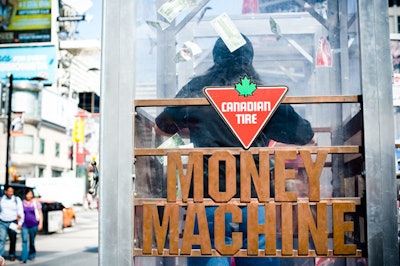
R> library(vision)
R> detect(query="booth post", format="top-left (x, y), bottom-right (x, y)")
top-left (359, 0), bottom-right (398, 264)
top-left (99, 0), bottom-right (135, 265)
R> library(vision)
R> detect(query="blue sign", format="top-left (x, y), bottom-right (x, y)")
top-left (0, 45), bottom-right (56, 84)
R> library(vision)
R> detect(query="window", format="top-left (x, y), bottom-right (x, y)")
top-left (13, 135), bottom-right (33, 154)
top-left (39, 138), bottom-right (45, 154)
top-left (51, 170), bottom-right (62, 177)
top-left (38, 167), bottom-right (44, 178)
top-left (390, 0), bottom-right (400, 7)
top-left (55, 142), bottom-right (60, 157)
top-left (398, 16), bottom-right (400, 34)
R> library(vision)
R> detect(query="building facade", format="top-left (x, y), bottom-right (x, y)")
top-left (0, 0), bottom-right (100, 202)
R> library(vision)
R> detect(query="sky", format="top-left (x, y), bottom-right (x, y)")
top-left (75, 0), bottom-right (102, 40)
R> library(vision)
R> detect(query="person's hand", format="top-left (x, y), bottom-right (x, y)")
top-left (153, 124), bottom-right (190, 138)
top-left (153, 124), bottom-right (172, 136)
top-left (38, 223), bottom-right (43, 231)
top-left (17, 224), bottom-right (22, 230)
top-left (177, 128), bottom-right (190, 138)
top-left (307, 134), bottom-right (317, 145)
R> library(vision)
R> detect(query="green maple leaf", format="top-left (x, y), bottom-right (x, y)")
top-left (235, 76), bottom-right (257, 97)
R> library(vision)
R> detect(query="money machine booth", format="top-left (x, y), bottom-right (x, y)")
top-left (100, 1), bottom-right (397, 265)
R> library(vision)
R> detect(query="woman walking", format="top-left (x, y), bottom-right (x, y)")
top-left (20, 189), bottom-right (42, 263)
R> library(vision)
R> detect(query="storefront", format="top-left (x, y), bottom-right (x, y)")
top-left (99, 1), bottom-right (398, 265)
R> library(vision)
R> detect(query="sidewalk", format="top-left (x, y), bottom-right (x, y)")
top-left (4, 207), bottom-right (98, 265)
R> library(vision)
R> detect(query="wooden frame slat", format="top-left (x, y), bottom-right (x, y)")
top-left (134, 95), bottom-right (361, 107)
top-left (134, 197), bottom-right (361, 206)
top-left (133, 248), bottom-right (363, 257)
top-left (134, 146), bottom-right (360, 156)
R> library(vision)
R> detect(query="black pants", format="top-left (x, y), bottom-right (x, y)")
top-left (7, 227), bottom-right (17, 257)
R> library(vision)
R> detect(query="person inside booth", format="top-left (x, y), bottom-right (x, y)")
top-left (154, 33), bottom-right (315, 266)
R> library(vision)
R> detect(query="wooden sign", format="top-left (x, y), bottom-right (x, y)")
top-left (140, 149), bottom-right (360, 257)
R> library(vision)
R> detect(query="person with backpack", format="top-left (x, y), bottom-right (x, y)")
top-left (155, 34), bottom-right (315, 266)
top-left (0, 185), bottom-right (24, 261)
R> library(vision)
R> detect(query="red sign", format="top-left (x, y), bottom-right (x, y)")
top-left (204, 78), bottom-right (288, 149)
top-left (316, 36), bottom-right (332, 67)
top-left (242, 0), bottom-right (259, 14)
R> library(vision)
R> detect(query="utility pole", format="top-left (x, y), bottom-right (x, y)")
top-left (5, 74), bottom-right (13, 185)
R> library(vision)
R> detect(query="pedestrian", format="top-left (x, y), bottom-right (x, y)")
top-left (0, 185), bottom-right (24, 262)
top-left (20, 189), bottom-right (42, 263)
top-left (155, 34), bottom-right (315, 266)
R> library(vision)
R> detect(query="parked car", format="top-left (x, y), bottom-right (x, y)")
top-left (0, 183), bottom-right (41, 199)
top-left (0, 183), bottom-right (76, 232)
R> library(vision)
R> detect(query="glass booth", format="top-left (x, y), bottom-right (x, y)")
top-left (100, 0), bottom-right (398, 265)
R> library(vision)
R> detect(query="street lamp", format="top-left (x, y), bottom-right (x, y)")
top-left (4, 74), bottom-right (13, 184)
top-left (4, 75), bottom-right (45, 184)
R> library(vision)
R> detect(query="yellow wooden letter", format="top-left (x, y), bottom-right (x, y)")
top-left (333, 202), bottom-right (357, 255)
top-left (297, 203), bottom-right (328, 255)
top-left (247, 203), bottom-right (277, 255)
top-left (281, 203), bottom-right (294, 255)
top-left (240, 151), bottom-right (271, 203)
top-left (208, 151), bottom-right (236, 203)
top-left (167, 152), bottom-right (203, 202)
top-left (275, 150), bottom-right (298, 202)
top-left (214, 204), bottom-right (242, 255)
top-left (300, 150), bottom-right (328, 201)
top-left (143, 204), bottom-right (179, 255)
top-left (181, 204), bottom-right (212, 255)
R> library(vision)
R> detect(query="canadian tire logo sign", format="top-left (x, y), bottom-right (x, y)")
top-left (203, 77), bottom-right (288, 149)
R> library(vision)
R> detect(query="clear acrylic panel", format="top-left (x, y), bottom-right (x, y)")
top-left (134, 1), bottom-right (365, 265)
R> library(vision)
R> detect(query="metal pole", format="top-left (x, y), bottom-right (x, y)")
top-left (359, 0), bottom-right (399, 264)
top-left (4, 74), bottom-right (13, 185)
top-left (100, 0), bottom-right (135, 265)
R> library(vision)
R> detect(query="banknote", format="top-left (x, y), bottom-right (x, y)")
top-left (210, 12), bottom-right (246, 52)
top-left (158, 0), bottom-right (191, 23)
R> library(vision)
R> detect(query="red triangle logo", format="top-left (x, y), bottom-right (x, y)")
top-left (203, 79), bottom-right (288, 149)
